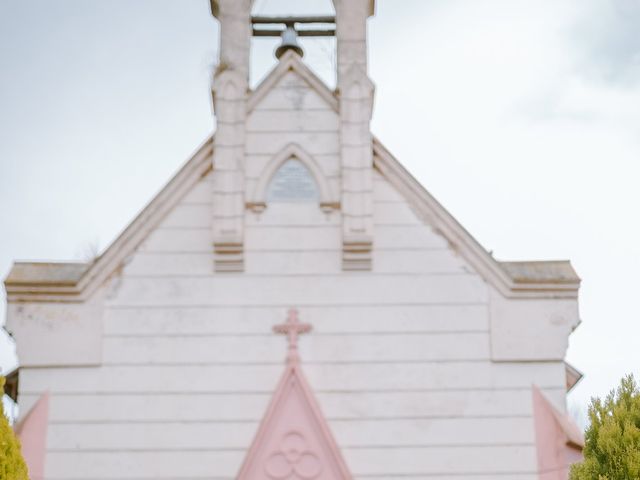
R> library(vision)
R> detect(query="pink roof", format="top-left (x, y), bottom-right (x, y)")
top-left (236, 309), bottom-right (352, 479)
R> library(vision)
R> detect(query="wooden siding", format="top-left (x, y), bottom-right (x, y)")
top-left (17, 70), bottom-right (568, 480)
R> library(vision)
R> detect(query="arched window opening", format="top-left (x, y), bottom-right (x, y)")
top-left (266, 158), bottom-right (320, 203)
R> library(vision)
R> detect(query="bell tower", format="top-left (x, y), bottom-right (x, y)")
top-left (209, 0), bottom-right (376, 271)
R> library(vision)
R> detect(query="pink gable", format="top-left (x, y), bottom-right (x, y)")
top-left (236, 309), bottom-right (352, 480)
top-left (15, 391), bottom-right (50, 480)
top-left (532, 385), bottom-right (584, 480)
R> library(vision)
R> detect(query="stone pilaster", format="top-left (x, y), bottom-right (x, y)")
top-left (210, 0), bottom-right (253, 79)
top-left (333, 0), bottom-right (376, 270)
top-left (210, 0), bottom-right (253, 272)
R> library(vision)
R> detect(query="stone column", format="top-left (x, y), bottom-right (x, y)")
top-left (210, 0), bottom-right (253, 272)
top-left (333, 0), bottom-right (376, 271)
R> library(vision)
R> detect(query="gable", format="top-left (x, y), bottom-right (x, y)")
top-left (251, 69), bottom-right (335, 112)
top-left (237, 309), bottom-right (352, 479)
top-left (237, 365), bottom-right (352, 480)
top-left (4, 53), bottom-right (579, 303)
top-left (245, 55), bottom-right (341, 218)
top-left (249, 50), bottom-right (338, 113)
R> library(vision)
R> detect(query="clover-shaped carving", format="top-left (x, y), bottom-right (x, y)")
top-left (264, 432), bottom-right (322, 479)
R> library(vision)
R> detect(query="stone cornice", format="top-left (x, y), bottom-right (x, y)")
top-left (4, 137), bottom-right (213, 303)
top-left (372, 138), bottom-right (580, 299)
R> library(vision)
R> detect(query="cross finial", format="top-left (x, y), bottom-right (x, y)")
top-left (273, 308), bottom-right (312, 363)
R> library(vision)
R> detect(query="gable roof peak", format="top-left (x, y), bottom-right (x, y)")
top-left (249, 50), bottom-right (338, 112)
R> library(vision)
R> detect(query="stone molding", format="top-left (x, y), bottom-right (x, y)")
top-left (372, 138), bottom-right (580, 299)
top-left (4, 137), bottom-right (213, 302)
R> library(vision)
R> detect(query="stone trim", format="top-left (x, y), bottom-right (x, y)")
top-left (247, 143), bottom-right (338, 214)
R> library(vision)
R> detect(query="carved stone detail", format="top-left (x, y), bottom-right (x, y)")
top-left (264, 432), bottom-right (322, 479)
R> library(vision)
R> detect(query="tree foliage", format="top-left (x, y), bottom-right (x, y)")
top-left (0, 377), bottom-right (29, 480)
top-left (570, 374), bottom-right (640, 480)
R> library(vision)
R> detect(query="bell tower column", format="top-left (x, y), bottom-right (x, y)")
top-left (333, 0), bottom-right (376, 271)
top-left (209, 0), bottom-right (253, 272)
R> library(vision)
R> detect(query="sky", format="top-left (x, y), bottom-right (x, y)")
top-left (1, 0), bottom-right (639, 424)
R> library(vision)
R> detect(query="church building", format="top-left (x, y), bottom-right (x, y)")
top-left (5, 2), bottom-right (584, 479)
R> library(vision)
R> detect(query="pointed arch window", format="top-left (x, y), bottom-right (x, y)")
top-left (248, 143), bottom-right (339, 213)
top-left (266, 158), bottom-right (319, 203)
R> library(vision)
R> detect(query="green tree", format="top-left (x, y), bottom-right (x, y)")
top-left (570, 374), bottom-right (640, 479)
top-left (0, 377), bottom-right (29, 480)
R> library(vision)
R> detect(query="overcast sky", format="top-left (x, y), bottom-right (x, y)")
top-left (1, 0), bottom-right (639, 423)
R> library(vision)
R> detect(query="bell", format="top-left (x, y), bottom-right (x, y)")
top-left (275, 25), bottom-right (304, 59)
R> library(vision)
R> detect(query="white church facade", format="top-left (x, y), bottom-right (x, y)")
top-left (5, 2), bottom-right (584, 479)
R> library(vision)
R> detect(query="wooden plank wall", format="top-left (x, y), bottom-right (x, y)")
top-left (17, 70), bottom-right (567, 480)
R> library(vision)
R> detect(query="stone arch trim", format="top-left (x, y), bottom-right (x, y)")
top-left (247, 143), bottom-right (339, 213)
